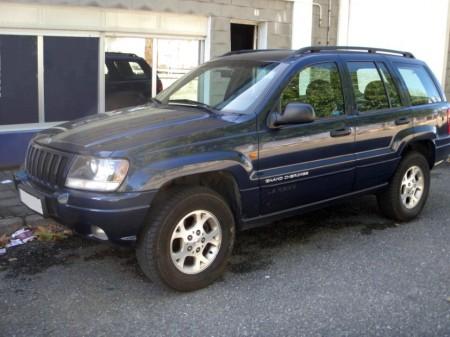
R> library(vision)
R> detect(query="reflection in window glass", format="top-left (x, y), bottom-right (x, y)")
top-left (105, 37), bottom-right (148, 58)
top-left (157, 39), bottom-right (200, 89)
top-left (397, 64), bottom-right (441, 106)
top-left (378, 63), bottom-right (401, 108)
top-left (281, 62), bottom-right (344, 118)
top-left (347, 62), bottom-right (389, 112)
top-left (170, 78), bottom-right (199, 102)
top-left (157, 61), bottom-right (286, 114)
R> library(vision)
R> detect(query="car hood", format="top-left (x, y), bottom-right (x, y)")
top-left (34, 105), bottom-right (241, 154)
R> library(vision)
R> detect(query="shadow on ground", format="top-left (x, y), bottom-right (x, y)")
top-left (230, 195), bottom-right (398, 274)
top-left (0, 194), bottom-right (398, 280)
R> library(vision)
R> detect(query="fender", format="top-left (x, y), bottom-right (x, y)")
top-left (393, 125), bottom-right (437, 156)
top-left (126, 150), bottom-right (256, 191)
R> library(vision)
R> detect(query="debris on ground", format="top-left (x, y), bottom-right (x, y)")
top-left (34, 224), bottom-right (72, 241)
top-left (0, 223), bottom-right (72, 255)
top-left (0, 179), bottom-right (13, 184)
top-left (0, 234), bottom-right (8, 247)
top-left (14, 229), bottom-right (34, 241)
top-left (10, 228), bottom-right (35, 244)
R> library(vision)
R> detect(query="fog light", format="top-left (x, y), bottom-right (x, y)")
top-left (57, 193), bottom-right (69, 204)
top-left (90, 225), bottom-right (108, 241)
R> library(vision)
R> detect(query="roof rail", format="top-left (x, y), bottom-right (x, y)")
top-left (220, 49), bottom-right (286, 57)
top-left (295, 46), bottom-right (415, 58)
top-left (105, 52), bottom-right (139, 58)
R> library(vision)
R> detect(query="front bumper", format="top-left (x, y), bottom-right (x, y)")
top-left (14, 171), bottom-right (156, 243)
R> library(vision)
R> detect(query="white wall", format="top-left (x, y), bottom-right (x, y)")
top-left (0, 3), bottom-right (209, 38)
top-left (291, 0), bottom-right (313, 49)
top-left (338, 0), bottom-right (450, 85)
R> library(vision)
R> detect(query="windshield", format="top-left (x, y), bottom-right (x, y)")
top-left (156, 60), bottom-right (287, 114)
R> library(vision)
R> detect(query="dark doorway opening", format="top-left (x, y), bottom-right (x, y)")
top-left (230, 23), bottom-right (255, 51)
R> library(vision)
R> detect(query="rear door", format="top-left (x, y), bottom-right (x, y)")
top-left (257, 58), bottom-right (356, 215)
top-left (341, 55), bottom-right (411, 190)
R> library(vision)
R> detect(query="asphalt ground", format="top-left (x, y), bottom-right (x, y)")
top-left (1, 163), bottom-right (450, 337)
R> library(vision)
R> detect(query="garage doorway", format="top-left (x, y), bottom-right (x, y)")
top-left (230, 23), bottom-right (256, 51)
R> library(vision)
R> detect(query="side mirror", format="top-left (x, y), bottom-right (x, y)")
top-left (269, 103), bottom-right (316, 128)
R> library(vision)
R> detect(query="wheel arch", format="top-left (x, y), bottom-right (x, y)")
top-left (400, 137), bottom-right (436, 169)
top-left (152, 170), bottom-right (243, 226)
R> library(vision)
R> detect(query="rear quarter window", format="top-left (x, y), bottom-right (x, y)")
top-left (113, 60), bottom-right (149, 80)
top-left (396, 64), bottom-right (441, 106)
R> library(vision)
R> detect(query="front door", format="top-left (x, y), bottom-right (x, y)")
top-left (258, 61), bottom-right (356, 215)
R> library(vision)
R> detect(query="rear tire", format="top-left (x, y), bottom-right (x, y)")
top-left (136, 186), bottom-right (235, 291)
top-left (377, 152), bottom-right (430, 222)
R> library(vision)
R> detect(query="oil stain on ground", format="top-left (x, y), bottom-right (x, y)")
top-left (360, 220), bottom-right (398, 235)
top-left (0, 238), bottom-right (142, 280)
top-left (0, 236), bottom-right (99, 279)
top-left (83, 245), bottom-right (144, 278)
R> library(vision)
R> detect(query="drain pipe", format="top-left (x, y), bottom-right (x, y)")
top-left (313, 0), bottom-right (333, 45)
top-left (312, 2), bottom-right (323, 27)
top-left (326, 0), bottom-right (332, 45)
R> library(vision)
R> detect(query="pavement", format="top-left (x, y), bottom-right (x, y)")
top-left (0, 170), bottom-right (55, 236)
top-left (1, 163), bottom-right (450, 337)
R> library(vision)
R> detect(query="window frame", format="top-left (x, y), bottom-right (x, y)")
top-left (393, 62), bottom-right (444, 107)
top-left (276, 60), bottom-right (348, 121)
top-left (375, 62), bottom-right (403, 109)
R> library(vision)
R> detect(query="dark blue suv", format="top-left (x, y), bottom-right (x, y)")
top-left (15, 46), bottom-right (450, 291)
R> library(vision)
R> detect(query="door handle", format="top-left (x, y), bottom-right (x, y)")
top-left (395, 117), bottom-right (411, 125)
top-left (330, 127), bottom-right (352, 137)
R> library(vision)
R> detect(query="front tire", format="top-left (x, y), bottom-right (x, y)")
top-left (136, 186), bottom-right (235, 291)
top-left (377, 152), bottom-right (430, 221)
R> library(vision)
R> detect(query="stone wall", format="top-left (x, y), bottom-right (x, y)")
top-left (9, 0), bottom-right (293, 58)
top-left (311, 0), bottom-right (340, 46)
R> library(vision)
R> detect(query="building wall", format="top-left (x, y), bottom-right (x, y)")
top-left (337, 0), bottom-right (450, 87)
top-left (445, 35), bottom-right (450, 99)
top-left (8, 0), bottom-right (294, 58)
top-left (311, 0), bottom-right (339, 46)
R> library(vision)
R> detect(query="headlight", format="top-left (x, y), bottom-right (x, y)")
top-left (65, 156), bottom-right (129, 192)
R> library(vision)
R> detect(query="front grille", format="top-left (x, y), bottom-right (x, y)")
top-left (25, 144), bottom-right (72, 188)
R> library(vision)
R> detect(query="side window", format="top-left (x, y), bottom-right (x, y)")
top-left (114, 60), bottom-right (148, 80)
top-left (129, 61), bottom-right (146, 78)
top-left (104, 64), bottom-right (109, 81)
top-left (378, 63), bottom-right (402, 108)
top-left (347, 62), bottom-right (389, 112)
top-left (280, 62), bottom-right (344, 119)
top-left (396, 64), bottom-right (442, 106)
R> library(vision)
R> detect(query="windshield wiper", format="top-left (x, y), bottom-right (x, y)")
top-left (150, 98), bottom-right (162, 104)
top-left (168, 99), bottom-right (216, 114)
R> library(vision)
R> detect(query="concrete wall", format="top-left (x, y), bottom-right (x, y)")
top-left (7, 0), bottom-right (293, 58)
top-left (311, 0), bottom-right (339, 46)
